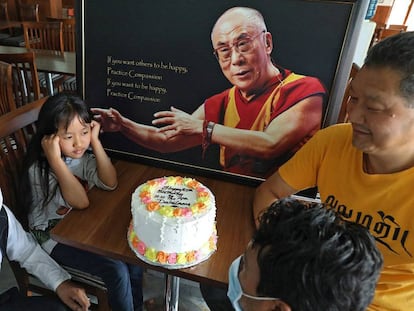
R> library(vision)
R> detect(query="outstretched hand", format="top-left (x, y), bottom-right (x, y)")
top-left (91, 107), bottom-right (123, 133)
top-left (56, 280), bottom-right (90, 311)
top-left (153, 106), bottom-right (203, 139)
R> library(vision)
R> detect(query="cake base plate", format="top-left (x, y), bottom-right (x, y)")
top-left (127, 221), bottom-right (216, 270)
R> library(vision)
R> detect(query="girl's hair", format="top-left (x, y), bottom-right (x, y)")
top-left (19, 93), bottom-right (92, 220)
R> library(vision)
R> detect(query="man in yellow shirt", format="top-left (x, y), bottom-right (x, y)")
top-left (254, 32), bottom-right (414, 310)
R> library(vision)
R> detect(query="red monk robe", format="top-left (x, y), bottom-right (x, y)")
top-left (204, 67), bottom-right (326, 178)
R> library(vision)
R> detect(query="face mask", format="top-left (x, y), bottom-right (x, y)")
top-left (227, 255), bottom-right (280, 311)
top-left (227, 256), bottom-right (244, 311)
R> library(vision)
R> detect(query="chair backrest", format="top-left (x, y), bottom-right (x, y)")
top-left (380, 28), bottom-right (404, 41)
top-left (22, 21), bottom-right (64, 55)
top-left (47, 17), bottom-right (76, 52)
top-left (16, 0), bottom-right (39, 22)
top-left (337, 62), bottom-right (360, 123)
top-left (0, 60), bottom-right (16, 115)
top-left (0, 52), bottom-right (42, 108)
top-left (0, 97), bottom-right (111, 311)
top-left (0, 98), bottom-right (45, 223)
top-left (0, 1), bottom-right (10, 22)
top-left (388, 24), bottom-right (407, 31)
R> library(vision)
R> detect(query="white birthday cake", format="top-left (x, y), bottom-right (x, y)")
top-left (128, 176), bottom-right (217, 269)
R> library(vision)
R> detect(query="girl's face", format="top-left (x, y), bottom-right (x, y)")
top-left (56, 115), bottom-right (91, 159)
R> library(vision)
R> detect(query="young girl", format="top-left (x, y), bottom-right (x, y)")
top-left (21, 93), bottom-right (143, 311)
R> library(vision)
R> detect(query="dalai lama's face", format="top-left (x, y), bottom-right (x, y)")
top-left (211, 11), bottom-right (273, 99)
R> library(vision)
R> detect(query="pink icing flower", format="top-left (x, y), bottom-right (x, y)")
top-left (194, 250), bottom-right (200, 261)
top-left (167, 253), bottom-right (177, 264)
top-left (137, 241), bottom-right (146, 255)
top-left (141, 196), bottom-right (151, 203)
top-left (181, 208), bottom-right (192, 217)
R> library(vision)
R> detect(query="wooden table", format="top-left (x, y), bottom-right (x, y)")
top-left (51, 160), bottom-right (255, 309)
top-left (0, 45), bottom-right (76, 94)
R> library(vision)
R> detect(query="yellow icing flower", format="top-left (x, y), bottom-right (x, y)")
top-left (191, 204), bottom-right (199, 214)
top-left (145, 248), bottom-right (157, 262)
top-left (209, 235), bottom-right (217, 250)
top-left (177, 253), bottom-right (187, 264)
top-left (159, 206), bottom-right (174, 217)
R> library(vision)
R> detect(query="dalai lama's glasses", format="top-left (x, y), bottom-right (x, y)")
top-left (213, 30), bottom-right (266, 62)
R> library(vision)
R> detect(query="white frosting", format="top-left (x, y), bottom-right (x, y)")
top-left (131, 178), bottom-right (216, 254)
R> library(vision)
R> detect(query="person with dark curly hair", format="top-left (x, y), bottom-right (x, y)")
top-left (204, 197), bottom-right (382, 311)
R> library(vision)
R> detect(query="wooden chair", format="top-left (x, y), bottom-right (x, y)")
top-left (0, 98), bottom-right (111, 311)
top-left (22, 21), bottom-right (68, 94)
top-left (0, 60), bottom-right (16, 115)
top-left (45, 17), bottom-right (77, 92)
top-left (16, 0), bottom-right (39, 22)
top-left (47, 17), bottom-right (76, 52)
top-left (0, 52), bottom-right (42, 108)
top-left (0, 1), bottom-right (13, 37)
top-left (22, 21), bottom-right (64, 55)
top-left (337, 62), bottom-right (360, 123)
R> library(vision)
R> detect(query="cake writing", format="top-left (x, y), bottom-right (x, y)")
top-left (154, 186), bottom-right (195, 208)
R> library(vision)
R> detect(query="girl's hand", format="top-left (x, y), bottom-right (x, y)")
top-left (90, 120), bottom-right (101, 144)
top-left (41, 134), bottom-right (62, 162)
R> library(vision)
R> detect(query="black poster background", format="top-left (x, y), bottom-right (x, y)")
top-left (78, 0), bottom-right (365, 185)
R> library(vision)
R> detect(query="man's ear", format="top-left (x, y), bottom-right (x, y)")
top-left (264, 32), bottom-right (273, 52)
top-left (268, 299), bottom-right (291, 311)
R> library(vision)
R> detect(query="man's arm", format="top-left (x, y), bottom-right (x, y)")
top-left (155, 96), bottom-right (322, 159)
top-left (4, 205), bottom-right (90, 310)
top-left (210, 96), bottom-right (322, 158)
top-left (92, 107), bottom-right (201, 153)
top-left (253, 172), bottom-right (297, 227)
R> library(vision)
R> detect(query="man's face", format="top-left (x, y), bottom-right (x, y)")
top-left (211, 13), bottom-right (272, 98)
top-left (347, 66), bottom-right (414, 157)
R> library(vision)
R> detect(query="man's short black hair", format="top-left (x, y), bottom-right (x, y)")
top-left (253, 198), bottom-right (383, 311)
top-left (365, 31), bottom-right (414, 105)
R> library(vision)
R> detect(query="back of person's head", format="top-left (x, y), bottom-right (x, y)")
top-left (253, 198), bottom-right (383, 311)
top-left (365, 31), bottom-right (414, 105)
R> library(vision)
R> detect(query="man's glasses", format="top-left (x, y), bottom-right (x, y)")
top-left (213, 30), bottom-right (266, 62)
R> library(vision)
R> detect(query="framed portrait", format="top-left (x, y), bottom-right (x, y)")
top-left (77, 0), bottom-right (369, 185)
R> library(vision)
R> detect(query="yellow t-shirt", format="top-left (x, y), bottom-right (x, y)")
top-left (279, 123), bottom-right (414, 310)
